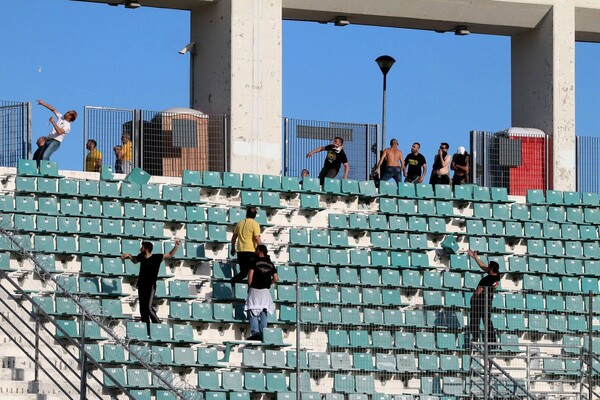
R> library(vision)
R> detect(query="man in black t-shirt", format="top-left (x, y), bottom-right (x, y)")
top-left (451, 146), bottom-right (470, 185)
top-left (466, 249), bottom-right (501, 347)
top-left (403, 142), bottom-right (427, 183)
top-left (245, 245), bottom-right (278, 340)
top-left (121, 240), bottom-right (180, 335)
top-left (306, 137), bottom-right (350, 186)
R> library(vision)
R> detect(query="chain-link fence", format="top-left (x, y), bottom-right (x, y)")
top-left (84, 106), bottom-right (228, 177)
top-left (471, 130), bottom-right (549, 196)
top-left (283, 117), bottom-right (379, 182)
top-left (0, 100), bottom-right (31, 166)
top-left (283, 273), bottom-right (600, 400)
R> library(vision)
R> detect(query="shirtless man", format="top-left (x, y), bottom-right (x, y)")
top-left (375, 138), bottom-right (405, 184)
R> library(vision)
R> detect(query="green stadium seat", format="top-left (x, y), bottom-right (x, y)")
top-left (548, 259), bottom-right (567, 275)
top-left (562, 205), bottom-right (582, 222)
top-left (548, 314), bottom-right (568, 332)
top-left (378, 198), bottom-right (397, 214)
top-left (18, 159), bottom-right (40, 176)
top-left (15, 176), bottom-right (36, 193)
top-left (527, 189), bottom-right (545, 204)
top-left (378, 180), bottom-right (397, 197)
top-left (300, 177), bottom-right (320, 194)
top-left (473, 186), bottom-right (492, 202)
top-left (440, 354), bottom-right (460, 372)
top-left (37, 177), bottom-right (59, 194)
top-left (103, 367), bottom-right (126, 388)
top-left (396, 354), bottom-right (417, 373)
top-left (144, 204), bottom-right (165, 221)
top-left (506, 313), bottom-right (526, 331)
top-left (418, 354), bottom-right (439, 372)
top-left (584, 208), bottom-right (600, 224)
top-left (582, 277), bottom-right (600, 294)
top-left (548, 206), bottom-right (566, 223)
top-left (376, 353), bottom-right (397, 372)
top-left (299, 194), bottom-right (324, 210)
top-left (527, 313), bottom-right (548, 332)
top-left (454, 184), bottom-right (473, 202)
top-left (352, 352), bottom-right (375, 371)
top-left (368, 214), bottom-right (387, 231)
top-left (511, 204), bottom-right (529, 221)
top-left (398, 199), bottom-right (417, 214)
top-left (568, 315), bottom-right (588, 333)
top-left (397, 182), bottom-right (415, 198)
top-left (369, 250), bottom-right (391, 268)
top-left (418, 199), bottom-right (435, 215)
top-left (472, 203), bottom-right (491, 219)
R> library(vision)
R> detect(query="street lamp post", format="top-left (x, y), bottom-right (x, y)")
top-left (375, 55), bottom-right (396, 146)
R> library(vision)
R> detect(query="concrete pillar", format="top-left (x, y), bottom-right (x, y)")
top-left (190, 0), bottom-right (282, 174)
top-left (511, 2), bottom-right (575, 191)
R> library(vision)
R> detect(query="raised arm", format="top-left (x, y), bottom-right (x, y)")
top-left (306, 146), bottom-right (325, 158)
top-left (163, 240), bottom-right (181, 260)
top-left (230, 232), bottom-right (238, 256)
top-left (37, 99), bottom-right (60, 117)
top-left (467, 249), bottom-right (491, 274)
top-left (121, 253), bottom-right (140, 264)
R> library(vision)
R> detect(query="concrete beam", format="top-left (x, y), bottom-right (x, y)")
top-left (191, 0), bottom-right (282, 175)
top-left (512, 2), bottom-right (576, 190)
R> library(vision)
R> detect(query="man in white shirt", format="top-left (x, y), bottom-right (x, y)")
top-left (36, 99), bottom-right (77, 161)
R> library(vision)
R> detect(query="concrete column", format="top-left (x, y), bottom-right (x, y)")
top-left (511, 2), bottom-right (575, 191)
top-left (190, 0), bottom-right (282, 174)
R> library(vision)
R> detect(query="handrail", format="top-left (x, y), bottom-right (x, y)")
top-left (0, 225), bottom-right (202, 400)
top-left (0, 269), bottom-right (126, 399)
top-left (470, 342), bottom-right (538, 400)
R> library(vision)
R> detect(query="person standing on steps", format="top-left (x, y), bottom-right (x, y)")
top-left (121, 240), bottom-right (181, 335)
top-left (230, 207), bottom-right (262, 283)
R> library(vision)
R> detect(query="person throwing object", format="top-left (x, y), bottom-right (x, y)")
top-left (466, 249), bottom-right (500, 348)
top-left (306, 136), bottom-right (349, 186)
top-left (36, 99), bottom-right (77, 161)
top-left (121, 240), bottom-right (180, 335)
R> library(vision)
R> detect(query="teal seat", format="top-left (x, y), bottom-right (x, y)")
top-left (17, 159), bottom-right (39, 176)
top-left (300, 194), bottom-right (324, 210)
top-left (182, 170), bottom-right (202, 186)
top-left (566, 207), bottom-right (584, 224)
top-left (584, 208), bottom-right (600, 224)
top-left (529, 205), bottom-right (547, 221)
top-left (37, 177), bottom-right (58, 194)
top-left (527, 313), bottom-right (548, 332)
top-left (378, 197), bottom-right (397, 214)
top-left (454, 184), bottom-right (473, 202)
top-left (472, 186), bottom-right (492, 202)
top-left (562, 276), bottom-right (581, 293)
top-left (440, 354), bottom-right (460, 372)
top-left (506, 313), bottom-right (526, 331)
top-left (582, 277), bottom-right (600, 294)
top-left (472, 203), bottom-right (492, 219)
top-left (548, 258), bottom-right (566, 275)
top-left (397, 199), bottom-right (417, 214)
top-left (281, 176), bottom-right (300, 192)
top-left (103, 367), bottom-right (126, 388)
top-left (322, 178), bottom-right (342, 195)
top-left (548, 206), bottom-right (566, 223)
top-left (373, 250), bottom-right (392, 268)
top-left (527, 189), bottom-right (545, 204)
top-left (418, 354), bottom-right (439, 372)
top-left (347, 249), bottom-right (368, 267)
top-left (100, 238), bottom-right (121, 256)
top-left (568, 315), bottom-right (588, 332)
top-left (299, 176), bottom-right (320, 193)
top-left (511, 204), bottom-right (529, 221)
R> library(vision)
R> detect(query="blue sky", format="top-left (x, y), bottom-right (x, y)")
top-left (1, 0), bottom-right (600, 173)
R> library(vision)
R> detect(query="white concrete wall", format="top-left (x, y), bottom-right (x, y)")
top-left (191, 0), bottom-right (282, 175)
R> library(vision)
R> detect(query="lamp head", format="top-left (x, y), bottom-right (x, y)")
top-left (333, 16), bottom-right (350, 27)
top-left (454, 26), bottom-right (470, 36)
top-left (375, 55), bottom-right (396, 76)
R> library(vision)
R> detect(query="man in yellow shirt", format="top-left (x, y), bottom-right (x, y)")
top-left (118, 133), bottom-right (133, 173)
top-left (230, 207), bottom-right (262, 282)
top-left (84, 139), bottom-right (103, 172)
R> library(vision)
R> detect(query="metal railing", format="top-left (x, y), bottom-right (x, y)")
top-left (283, 117), bottom-right (379, 181)
top-left (471, 129), bottom-right (549, 196)
top-left (0, 225), bottom-right (202, 400)
top-left (0, 100), bottom-right (31, 166)
top-left (83, 106), bottom-right (229, 176)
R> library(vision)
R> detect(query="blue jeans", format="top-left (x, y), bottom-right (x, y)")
top-left (380, 166), bottom-right (402, 184)
top-left (40, 139), bottom-right (61, 160)
top-left (248, 309), bottom-right (268, 336)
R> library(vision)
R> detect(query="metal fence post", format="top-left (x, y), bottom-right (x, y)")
top-left (283, 117), bottom-right (289, 175)
top-left (34, 317), bottom-right (40, 388)
top-left (224, 114), bottom-right (230, 172)
top-left (295, 273), bottom-right (300, 400)
top-left (588, 291), bottom-right (593, 400)
top-left (79, 311), bottom-right (87, 400)
top-left (483, 286), bottom-right (489, 400)
top-left (365, 124), bottom-right (371, 179)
